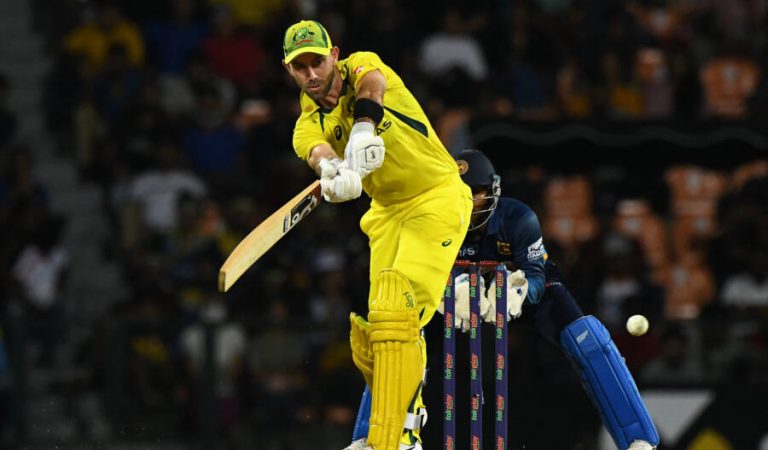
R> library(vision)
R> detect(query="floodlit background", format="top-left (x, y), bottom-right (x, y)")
top-left (1, 0), bottom-right (766, 449)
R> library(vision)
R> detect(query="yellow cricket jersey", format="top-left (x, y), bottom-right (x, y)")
top-left (292, 51), bottom-right (457, 205)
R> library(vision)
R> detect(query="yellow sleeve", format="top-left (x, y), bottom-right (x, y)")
top-left (292, 113), bottom-right (328, 161)
top-left (345, 52), bottom-right (391, 90)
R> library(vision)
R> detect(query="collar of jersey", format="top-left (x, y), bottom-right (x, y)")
top-left (300, 65), bottom-right (350, 115)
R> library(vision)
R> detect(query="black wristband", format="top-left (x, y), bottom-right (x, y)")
top-left (353, 98), bottom-right (384, 125)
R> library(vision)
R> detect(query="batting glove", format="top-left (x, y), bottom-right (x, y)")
top-left (320, 166), bottom-right (363, 203)
top-left (318, 157), bottom-right (342, 179)
top-left (344, 122), bottom-right (385, 178)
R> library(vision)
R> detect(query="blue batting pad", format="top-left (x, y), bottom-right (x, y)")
top-left (561, 316), bottom-right (659, 449)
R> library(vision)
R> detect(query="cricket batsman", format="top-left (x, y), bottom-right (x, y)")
top-left (282, 20), bottom-right (473, 450)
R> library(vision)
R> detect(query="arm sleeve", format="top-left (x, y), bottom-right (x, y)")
top-left (292, 114), bottom-right (328, 161)
top-left (345, 52), bottom-right (392, 90)
top-left (509, 209), bottom-right (547, 304)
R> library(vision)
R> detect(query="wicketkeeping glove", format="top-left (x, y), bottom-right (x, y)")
top-left (437, 273), bottom-right (493, 332)
top-left (486, 269), bottom-right (528, 321)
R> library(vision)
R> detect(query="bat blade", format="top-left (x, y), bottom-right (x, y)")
top-left (218, 180), bottom-right (322, 292)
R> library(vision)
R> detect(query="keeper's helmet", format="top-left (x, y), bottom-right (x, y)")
top-left (455, 149), bottom-right (500, 231)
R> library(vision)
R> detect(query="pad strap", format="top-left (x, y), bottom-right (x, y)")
top-left (403, 408), bottom-right (427, 431)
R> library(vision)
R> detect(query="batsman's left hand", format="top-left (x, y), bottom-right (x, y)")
top-left (344, 122), bottom-right (385, 178)
top-left (487, 269), bottom-right (528, 321)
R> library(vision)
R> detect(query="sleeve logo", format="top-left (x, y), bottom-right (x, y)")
top-left (526, 237), bottom-right (546, 260)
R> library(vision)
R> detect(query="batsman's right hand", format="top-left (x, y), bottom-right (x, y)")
top-left (320, 166), bottom-right (363, 202)
top-left (318, 157), bottom-right (342, 179)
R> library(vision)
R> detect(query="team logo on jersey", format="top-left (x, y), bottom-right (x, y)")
top-left (354, 65), bottom-right (365, 75)
top-left (457, 159), bottom-right (469, 175)
top-left (496, 241), bottom-right (512, 255)
top-left (527, 237), bottom-right (546, 260)
top-left (334, 125), bottom-right (342, 140)
top-left (304, 104), bottom-right (313, 112)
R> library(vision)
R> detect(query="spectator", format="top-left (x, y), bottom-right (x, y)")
top-left (661, 248), bottom-right (716, 320)
top-left (110, 77), bottom-right (172, 172)
top-left (601, 52), bottom-right (644, 119)
top-left (500, 52), bottom-right (551, 118)
top-left (248, 301), bottom-right (308, 430)
top-left (202, 6), bottom-right (266, 89)
top-left (10, 217), bottom-right (69, 366)
top-left (721, 252), bottom-right (768, 308)
top-left (308, 247), bottom-right (350, 328)
top-left (635, 48), bottom-right (674, 119)
top-left (159, 53), bottom-right (236, 120)
top-left (556, 57), bottom-right (593, 119)
top-left (181, 84), bottom-right (245, 175)
top-left (92, 44), bottom-right (144, 121)
top-left (207, 0), bottom-right (288, 28)
top-left (700, 46), bottom-right (761, 118)
top-left (180, 295), bottom-right (246, 432)
top-left (64, 3), bottom-right (145, 74)
top-left (128, 141), bottom-right (208, 234)
top-left (697, 0), bottom-right (764, 43)
top-left (119, 291), bottom-right (179, 420)
top-left (418, 8), bottom-right (489, 82)
top-left (0, 150), bottom-right (50, 266)
top-left (641, 324), bottom-right (706, 385)
top-left (144, 0), bottom-right (208, 74)
top-left (701, 305), bottom-right (768, 384)
top-left (593, 236), bottom-right (664, 332)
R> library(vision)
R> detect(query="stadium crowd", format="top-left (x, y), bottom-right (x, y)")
top-left (1, 0), bottom-right (767, 448)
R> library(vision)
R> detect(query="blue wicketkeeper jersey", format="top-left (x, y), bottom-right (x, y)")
top-left (457, 197), bottom-right (547, 304)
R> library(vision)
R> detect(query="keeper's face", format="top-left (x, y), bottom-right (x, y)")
top-left (471, 186), bottom-right (492, 212)
top-left (285, 47), bottom-right (339, 102)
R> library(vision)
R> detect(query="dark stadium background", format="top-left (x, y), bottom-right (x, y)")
top-left (1, 0), bottom-right (766, 449)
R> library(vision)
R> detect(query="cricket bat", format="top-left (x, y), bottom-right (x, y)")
top-left (218, 180), bottom-right (322, 292)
